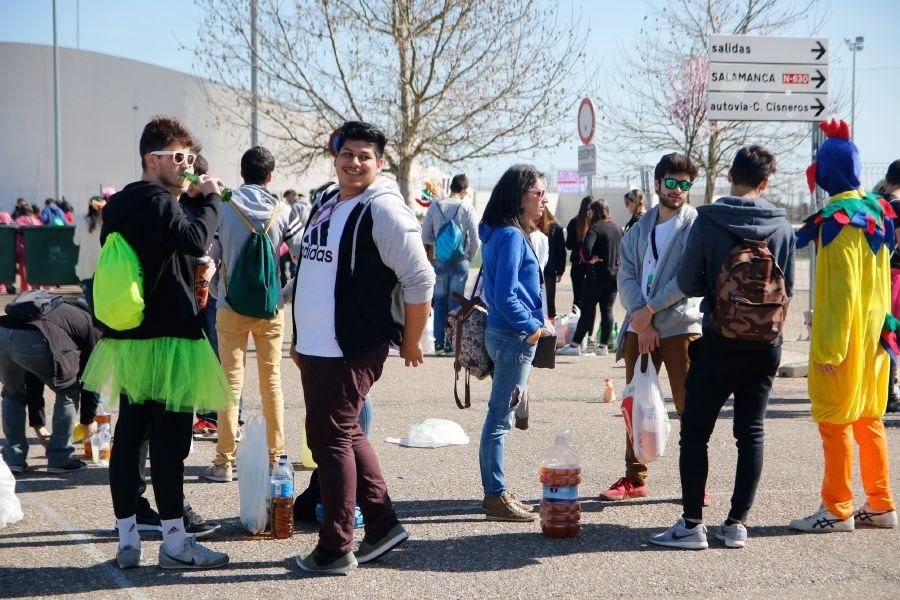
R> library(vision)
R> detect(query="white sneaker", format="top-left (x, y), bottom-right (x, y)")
top-left (557, 345), bottom-right (581, 356)
top-left (853, 502), bottom-right (897, 529)
top-left (649, 517), bottom-right (708, 549)
top-left (715, 521), bottom-right (748, 548)
top-left (789, 505), bottom-right (854, 533)
top-left (158, 537), bottom-right (229, 569)
top-left (594, 347), bottom-right (609, 356)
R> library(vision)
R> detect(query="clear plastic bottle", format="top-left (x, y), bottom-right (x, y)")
top-left (270, 455), bottom-right (295, 539)
top-left (95, 397), bottom-right (111, 427)
top-left (98, 424), bottom-right (111, 466)
top-left (539, 430), bottom-right (581, 538)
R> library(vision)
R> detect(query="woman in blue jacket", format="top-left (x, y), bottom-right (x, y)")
top-left (478, 164), bottom-right (549, 522)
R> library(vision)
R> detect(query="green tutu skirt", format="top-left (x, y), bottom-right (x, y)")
top-left (81, 336), bottom-right (236, 414)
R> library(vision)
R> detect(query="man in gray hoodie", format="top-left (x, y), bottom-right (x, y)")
top-left (650, 145), bottom-right (794, 550)
top-left (602, 152), bottom-right (702, 502)
top-left (203, 146), bottom-right (304, 483)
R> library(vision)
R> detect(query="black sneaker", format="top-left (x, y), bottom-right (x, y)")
top-left (47, 459), bottom-right (87, 474)
top-left (135, 503), bottom-right (162, 533)
top-left (184, 507), bottom-right (219, 538)
top-left (886, 401), bottom-right (900, 414)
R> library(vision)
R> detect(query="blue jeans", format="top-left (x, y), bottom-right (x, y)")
top-left (479, 327), bottom-right (537, 496)
top-left (433, 260), bottom-right (470, 347)
top-left (0, 327), bottom-right (78, 468)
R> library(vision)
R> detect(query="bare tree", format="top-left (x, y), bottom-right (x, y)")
top-left (193, 0), bottom-right (592, 204)
top-left (599, 0), bottom-right (828, 204)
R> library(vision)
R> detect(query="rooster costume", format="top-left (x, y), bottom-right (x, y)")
top-left (795, 119), bottom-right (896, 526)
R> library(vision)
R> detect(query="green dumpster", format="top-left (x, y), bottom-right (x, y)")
top-left (21, 226), bottom-right (80, 285)
top-left (0, 226), bottom-right (15, 284)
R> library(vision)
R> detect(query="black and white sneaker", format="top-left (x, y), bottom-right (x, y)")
top-left (853, 502), bottom-right (897, 529)
top-left (47, 459), bottom-right (87, 474)
top-left (184, 507), bottom-right (219, 538)
top-left (789, 505), bottom-right (854, 533)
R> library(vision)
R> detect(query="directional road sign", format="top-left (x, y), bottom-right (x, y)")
top-left (708, 64), bottom-right (827, 94)
top-left (707, 34), bottom-right (828, 123)
top-left (709, 35), bottom-right (828, 65)
top-left (578, 144), bottom-right (597, 176)
top-left (707, 92), bottom-right (827, 122)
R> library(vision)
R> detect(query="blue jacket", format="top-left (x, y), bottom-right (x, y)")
top-left (40, 204), bottom-right (66, 225)
top-left (479, 223), bottom-right (543, 336)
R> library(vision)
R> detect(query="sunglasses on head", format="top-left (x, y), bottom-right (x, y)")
top-left (149, 150), bottom-right (196, 167)
top-left (662, 177), bottom-right (693, 192)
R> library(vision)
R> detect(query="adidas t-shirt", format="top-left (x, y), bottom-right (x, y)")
top-left (294, 196), bottom-right (361, 357)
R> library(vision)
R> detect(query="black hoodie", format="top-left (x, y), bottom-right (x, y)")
top-left (677, 195), bottom-right (795, 340)
top-left (100, 181), bottom-right (220, 340)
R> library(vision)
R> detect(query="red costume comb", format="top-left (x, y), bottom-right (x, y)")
top-left (819, 118), bottom-right (851, 140)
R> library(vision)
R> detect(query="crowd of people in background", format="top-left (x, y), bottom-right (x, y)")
top-left (0, 115), bottom-right (897, 576)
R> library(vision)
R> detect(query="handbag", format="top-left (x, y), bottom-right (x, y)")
top-left (532, 332), bottom-right (557, 369)
top-left (446, 268), bottom-right (492, 409)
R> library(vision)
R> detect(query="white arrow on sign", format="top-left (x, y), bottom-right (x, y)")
top-left (708, 64), bottom-right (827, 94)
top-left (708, 91), bottom-right (827, 122)
top-left (709, 34), bottom-right (828, 65)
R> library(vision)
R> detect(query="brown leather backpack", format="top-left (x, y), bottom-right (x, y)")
top-left (712, 237), bottom-right (789, 342)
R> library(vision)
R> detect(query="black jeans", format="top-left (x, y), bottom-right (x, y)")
top-left (570, 261), bottom-right (587, 310)
top-left (679, 336), bottom-right (781, 522)
top-left (572, 276), bottom-right (617, 345)
top-left (110, 396), bottom-right (193, 520)
top-left (544, 269), bottom-right (558, 318)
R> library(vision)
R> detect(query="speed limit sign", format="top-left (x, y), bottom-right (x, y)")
top-left (577, 98), bottom-right (595, 145)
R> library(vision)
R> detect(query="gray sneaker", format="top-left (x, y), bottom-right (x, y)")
top-left (116, 546), bottom-right (142, 569)
top-left (789, 505), bottom-right (854, 533)
top-left (201, 463), bottom-right (235, 483)
top-left (158, 537), bottom-right (229, 569)
top-left (295, 550), bottom-right (358, 575)
top-left (649, 517), bottom-right (708, 549)
top-left (715, 521), bottom-right (748, 548)
top-left (356, 523), bottom-right (409, 564)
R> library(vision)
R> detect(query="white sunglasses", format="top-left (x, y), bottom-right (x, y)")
top-left (148, 150), bottom-right (196, 166)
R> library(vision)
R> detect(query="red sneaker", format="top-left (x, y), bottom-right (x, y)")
top-left (192, 418), bottom-right (218, 439)
top-left (598, 477), bottom-right (648, 501)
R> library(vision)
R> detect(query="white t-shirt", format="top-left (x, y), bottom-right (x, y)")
top-left (626, 217), bottom-right (677, 333)
top-left (529, 231), bottom-right (550, 316)
top-left (294, 196), bottom-right (361, 357)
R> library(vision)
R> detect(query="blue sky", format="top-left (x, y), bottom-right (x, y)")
top-left (2, 0), bottom-right (898, 187)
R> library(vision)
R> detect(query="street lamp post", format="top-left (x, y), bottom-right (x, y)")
top-left (845, 35), bottom-right (864, 139)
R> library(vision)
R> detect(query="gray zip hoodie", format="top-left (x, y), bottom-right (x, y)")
top-left (210, 184), bottom-right (304, 312)
top-left (615, 203), bottom-right (702, 360)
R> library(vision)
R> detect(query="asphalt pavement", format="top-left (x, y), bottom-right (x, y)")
top-left (1, 272), bottom-right (899, 599)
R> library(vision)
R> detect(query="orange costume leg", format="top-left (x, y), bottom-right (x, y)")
top-left (818, 422), bottom-right (854, 520)
top-left (852, 417), bottom-right (895, 513)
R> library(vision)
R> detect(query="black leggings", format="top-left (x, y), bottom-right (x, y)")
top-left (570, 261), bottom-right (587, 310)
top-left (679, 336), bottom-right (781, 522)
top-left (110, 396), bottom-right (193, 520)
top-left (572, 276), bottom-right (617, 345)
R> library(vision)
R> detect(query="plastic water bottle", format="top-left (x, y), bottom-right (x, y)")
top-left (270, 455), bottom-right (295, 539)
top-left (539, 430), bottom-right (581, 538)
top-left (315, 503), bottom-right (365, 529)
top-left (95, 397), bottom-right (111, 427)
top-left (98, 424), bottom-right (111, 466)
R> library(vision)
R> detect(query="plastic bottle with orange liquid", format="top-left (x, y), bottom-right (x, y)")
top-left (539, 430), bottom-right (581, 538)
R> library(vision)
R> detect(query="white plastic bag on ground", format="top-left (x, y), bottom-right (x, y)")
top-left (620, 358), bottom-right (671, 464)
top-left (237, 416), bottom-right (270, 534)
top-left (558, 305), bottom-right (580, 347)
top-left (0, 456), bottom-right (24, 528)
top-left (385, 419), bottom-right (470, 448)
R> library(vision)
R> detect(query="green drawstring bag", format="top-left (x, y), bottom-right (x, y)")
top-left (93, 232), bottom-right (145, 331)
top-left (222, 202), bottom-right (280, 319)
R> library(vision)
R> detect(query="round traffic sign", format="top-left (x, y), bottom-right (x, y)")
top-left (577, 98), bottom-right (595, 145)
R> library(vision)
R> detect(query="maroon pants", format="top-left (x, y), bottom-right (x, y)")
top-left (298, 344), bottom-right (396, 554)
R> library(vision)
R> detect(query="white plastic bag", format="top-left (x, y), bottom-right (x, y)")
top-left (620, 359), bottom-right (670, 464)
top-left (0, 456), bottom-right (24, 528)
top-left (385, 418), bottom-right (470, 448)
top-left (422, 310), bottom-right (435, 354)
top-left (237, 416), bottom-right (270, 534)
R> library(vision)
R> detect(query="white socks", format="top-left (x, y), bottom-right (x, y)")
top-left (161, 518), bottom-right (187, 555)
top-left (116, 515), bottom-right (140, 551)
